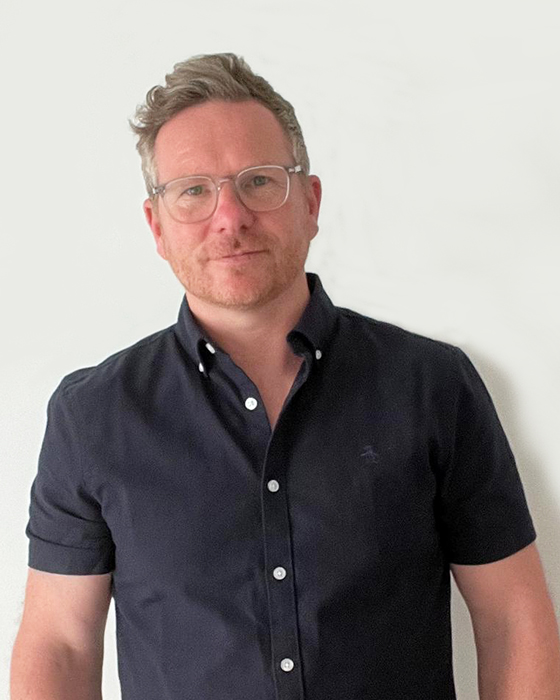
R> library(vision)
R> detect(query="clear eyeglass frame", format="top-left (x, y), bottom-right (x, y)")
top-left (151, 164), bottom-right (303, 224)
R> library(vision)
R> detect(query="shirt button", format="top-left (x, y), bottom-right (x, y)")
top-left (205, 342), bottom-right (216, 354)
top-left (315, 349), bottom-right (322, 360)
top-left (273, 567), bottom-right (287, 580)
top-left (245, 397), bottom-right (258, 411)
top-left (267, 480), bottom-right (280, 492)
top-left (198, 362), bottom-right (205, 373)
top-left (280, 658), bottom-right (294, 672)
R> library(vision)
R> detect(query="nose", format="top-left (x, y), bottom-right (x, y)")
top-left (211, 179), bottom-right (255, 232)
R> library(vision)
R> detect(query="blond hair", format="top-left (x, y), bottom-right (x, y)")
top-left (130, 53), bottom-right (310, 194)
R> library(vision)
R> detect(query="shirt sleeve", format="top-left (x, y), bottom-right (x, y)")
top-left (437, 347), bottom-right (536, 565)
top-left (26, 381), bottom-right (115, 574)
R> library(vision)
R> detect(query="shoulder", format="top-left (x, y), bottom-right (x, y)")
top-left (53, 324), bottom-right (178, 408)
top-left (335, 305), bottom-right (467, 379)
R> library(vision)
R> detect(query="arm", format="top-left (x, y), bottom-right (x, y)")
top-left (10, 568), bottom-right (112, 700)
top-left (451, 542), bottom-right (560, 700)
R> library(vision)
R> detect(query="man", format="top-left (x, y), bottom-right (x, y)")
top-left (11, 53), bottom-right (560, 699)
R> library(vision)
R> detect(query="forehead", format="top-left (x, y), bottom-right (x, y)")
top-left (154, 100), bottom-right (294, 181)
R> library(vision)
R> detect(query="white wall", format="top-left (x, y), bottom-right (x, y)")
top-left (2, 0), bottom-right (559, 697)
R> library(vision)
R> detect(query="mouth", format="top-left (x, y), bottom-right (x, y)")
top-left (215, 250), bottom-right (266, 261)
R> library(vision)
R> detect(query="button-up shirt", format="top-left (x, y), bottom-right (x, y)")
top-left (26, 273), bottom-right (536, 699)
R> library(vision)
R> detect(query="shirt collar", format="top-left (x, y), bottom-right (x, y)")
top-left (173, 272), bottom-right (338, 373)
top-left (288, 272), bottom-right (338, 358)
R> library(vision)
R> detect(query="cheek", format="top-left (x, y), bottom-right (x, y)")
top-left (160, 224), bottom-right (205, 260)
top-left (288, 209), bottom-right (317, 248)
top-left (287, 193), bottom-right (316, 234)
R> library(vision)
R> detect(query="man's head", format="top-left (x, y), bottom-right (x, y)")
top-left (131, 54), bottom-right (321, 311)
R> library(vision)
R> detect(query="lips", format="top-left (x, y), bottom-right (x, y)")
top-left (216, 250), bottom-right (265, 260)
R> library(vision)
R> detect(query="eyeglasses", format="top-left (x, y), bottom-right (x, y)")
top-left (151, 164), bottom-right (303, 224)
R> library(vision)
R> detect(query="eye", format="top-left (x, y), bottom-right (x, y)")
top-left (182, 184), bottom-right (205, 197)
top-left (250, 175), bottom-right (269, 187)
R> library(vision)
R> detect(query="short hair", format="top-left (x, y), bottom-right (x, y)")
top-left (130, 53), bottom-right (310, 195)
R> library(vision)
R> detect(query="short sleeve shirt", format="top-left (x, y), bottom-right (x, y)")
top-left (26, 273), bottom-right (536, 700)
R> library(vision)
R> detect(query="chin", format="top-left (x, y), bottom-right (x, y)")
top-left (198, 283), bottom-right (278, 310)
top-left (189, 270), bottom-right (303, 310)
top-left (178, 271), bottom-right (265, 308)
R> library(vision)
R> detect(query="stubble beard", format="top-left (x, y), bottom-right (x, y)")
top-left (169, 233), bottom-right (311, 311)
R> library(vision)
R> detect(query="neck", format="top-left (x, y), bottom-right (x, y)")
top-left (186, 274), bottom-right (310, 366)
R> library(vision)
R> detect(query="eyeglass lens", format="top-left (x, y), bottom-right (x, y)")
top-left (162, 166), bottom-right (290, 223)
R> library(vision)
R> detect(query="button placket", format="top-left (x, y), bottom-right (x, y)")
top-left (262, 445), bottom-right (305, 698)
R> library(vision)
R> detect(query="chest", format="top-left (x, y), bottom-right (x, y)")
top-left (95, 364), bottom-right (440, 592)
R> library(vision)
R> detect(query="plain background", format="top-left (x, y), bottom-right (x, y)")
top-left (1, 0), bottom-right (559, 697)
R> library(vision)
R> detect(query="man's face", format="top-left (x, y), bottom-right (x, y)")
top-left (144, 100), bottom-right (322, 311)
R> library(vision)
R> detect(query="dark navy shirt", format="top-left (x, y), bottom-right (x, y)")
top-left (26, 273), bottom-right (536, 700)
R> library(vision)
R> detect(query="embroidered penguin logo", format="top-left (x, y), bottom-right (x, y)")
top-left (360, 445), bottom-right (379, 463)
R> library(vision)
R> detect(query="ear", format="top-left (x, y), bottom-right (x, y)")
top-left (143, 198), bottom-right (168, 261)
top-left (305, 175), bottom-right (322, 240)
